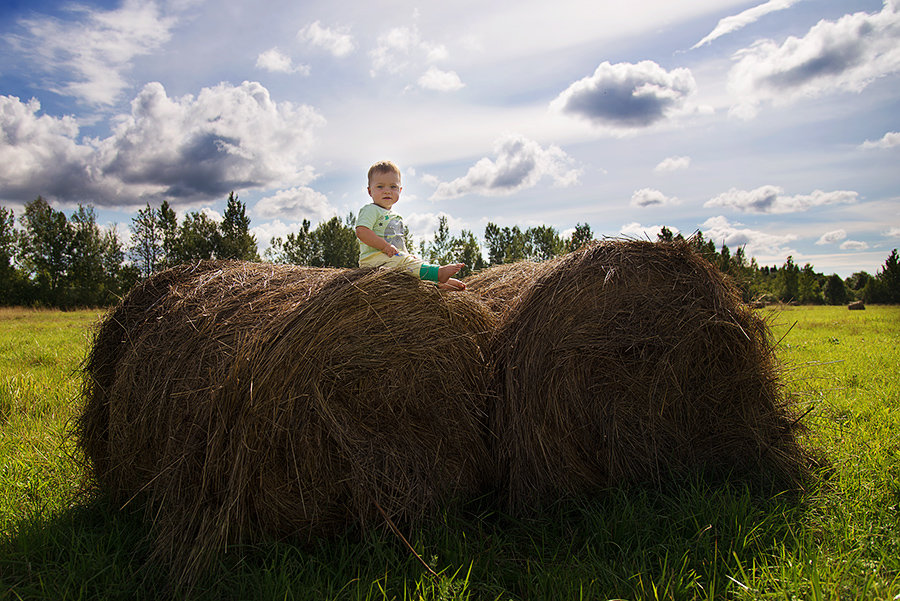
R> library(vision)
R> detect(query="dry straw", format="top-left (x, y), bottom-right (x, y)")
top-left (79, 261), bottom-right (496, 586)
top-left (468, 239), bottom-right (811, 512)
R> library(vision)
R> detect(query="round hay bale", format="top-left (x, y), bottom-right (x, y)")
top-left (78, 261), bottom-right (496, 584)
top-left (490, 239), bottom-right (810, 511)
top-left (80, 261), bottom-right (229, 489)
top-left (464, 260), bottom-right (559, 319)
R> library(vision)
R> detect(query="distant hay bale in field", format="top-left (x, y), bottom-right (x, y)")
top-left (488, 239), bottom-right (811, 511)
top-left (78, 261), bottom-right (495, 585)
top-left (848, 300), bottom-right (865, 310)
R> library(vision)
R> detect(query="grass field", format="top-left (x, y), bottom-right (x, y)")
top-left (1, 304), bottom-right (898, 600)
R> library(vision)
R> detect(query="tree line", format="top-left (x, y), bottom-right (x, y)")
top-left (1, 198), bottom-right (898, 307)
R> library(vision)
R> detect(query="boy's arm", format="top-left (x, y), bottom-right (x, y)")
top-left (356, 226), bottom-right (399, 257)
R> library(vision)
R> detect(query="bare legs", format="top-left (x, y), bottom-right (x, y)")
top-left (437, 263), bottom-right (466, 290)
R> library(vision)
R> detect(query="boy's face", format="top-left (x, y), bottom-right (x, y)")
top-left (368, 170), bottom-right (402, 210)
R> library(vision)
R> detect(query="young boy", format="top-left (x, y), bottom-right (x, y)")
top-left (356, 161), bottom-right (466, 291)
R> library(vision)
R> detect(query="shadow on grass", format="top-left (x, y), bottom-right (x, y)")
top-left (1, 477), bottom-right (810, 601)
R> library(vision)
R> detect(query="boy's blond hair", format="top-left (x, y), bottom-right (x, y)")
top-left (367, 160), bottom-right (401, 184)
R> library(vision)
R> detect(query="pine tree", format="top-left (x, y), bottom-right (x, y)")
top-left (219, 192), bottom-right (259, 261)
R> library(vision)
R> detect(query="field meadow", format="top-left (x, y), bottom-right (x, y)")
top-left (1, 304), bottom-right (898, 600)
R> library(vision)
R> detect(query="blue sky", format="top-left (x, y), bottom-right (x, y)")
top-left (1, 0), bottom-right (898, 276)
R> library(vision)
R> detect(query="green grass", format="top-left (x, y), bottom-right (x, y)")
top-left (1, 305), bottom-right (899, 600)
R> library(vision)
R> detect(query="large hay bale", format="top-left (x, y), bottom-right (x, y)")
top-left (78, 261), bottom-right (495, 584)
top-left (464, 260), bottom-right (558, 319)
top-left (489, 239), bottom-right (810, 511)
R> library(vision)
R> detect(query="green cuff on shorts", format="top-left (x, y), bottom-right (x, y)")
top-left (419, 263), bottom-right (440, 282)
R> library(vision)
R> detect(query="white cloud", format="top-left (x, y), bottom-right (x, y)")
top-left (369, 26), bottom-right (447, 76)
top-left (255, 48), bottom-right (310, 75)
top-left (630, 188), bottom-right (677, 208)
top-left (94, 81), bottom-right (324, 202)
top-left (728, 3), bottom-right (900, 118)
top-left (429, 135), bottom-right (580, 200)
top-left (0, 95), bottom-right (95, 202)
top-left (251, 218), bottom-right (314, 254)
top-left (654, 156), bottom-right (691, 173)
top-left (840, 239), bottom-right (870, 250)
top-left (298, 21), bottom-right (355, 58)
top-left (0, 82), bottom-right (325, 208)
top-left (887, 226), bottom-right (900, 238)
top-left (417, 66), bottom-right (465, 92)
top-left (816, 229), bottom-right (847, 245)
top-left (10, 0), bottom-right (177, 105)
top-left (252, 186), bottom-right (334, 222)
top-left (861, 131), bottom-right (900, 149)
top-left (704, 185), bottom-right (858, 214)
top-left (404, 211), bottom-right (467, 243)
top-left (619, 222), bottom-right (675, 239)
top-left (550, 60), bottom-right (697, 128)
top-left (700, 215), bottom-right (797, 256)
top-left (692, 0), bottom-right (803, 49)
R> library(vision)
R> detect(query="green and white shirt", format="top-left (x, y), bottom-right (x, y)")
top-left (357, 203), bottom-right (408, 262)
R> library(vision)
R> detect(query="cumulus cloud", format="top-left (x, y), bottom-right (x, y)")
top-left (704, 185), bottom-right (858, 214)
top-left (654, 155), bottom-right (691, 172)
top-left (887, 226), bottom-right (900, 238)
top-left (252, 186), bottom-right (334, 222)
top-left (9, 0), bottom-right (177, 105)
top-left (550, 60), bottom-right (697, 128)
top-left (840, 239), bottom-right (869, 250)
top-left (728, 3), bottom-right (900, 118)
top-left (369, 26), bottom-right (447, 76)
top-left (861, 131), bottom-right (900, 149)
top-left (700, 215), bottom-right (797, 256)
top-left (0, 95), bottom-right (97, 202)
top-left (255, 48), bottom-right (310, 75)
top-left (417, 66), bottom-right (465, 92)
top-left (692, 0), bottom-right (803, 49)
top-left (429, 135), bottom-right (581, 200)
top-left (298, 21), bottom-right (355, 57)
top-left (0, 82), bottom-right (325, 208)
top-left (816, 229), bottom-right (847, 245)
top-left (619, 222), bottom-right (676, 239)
top-left (95, 81), bottom-right (324, 201)
top-left (630, 188), bottom-right (677, 208)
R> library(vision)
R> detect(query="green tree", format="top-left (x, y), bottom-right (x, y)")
top-left (129, 203), bottom-right (163, 278)
top-left (451, 230), bottom-right (486, 277)
top-left (267, 219), bottom-right (315, 265)
top-left (425, 216), bottom-right (454, 265)
top-left (484, 223), bottom-right (527, 265)
top-left (657, 226), bottom-right (676, 243)
top-left (877, 248), bottom-right (900, 303)
top-left (526, 225), bottom-right (564, 261)
top-left (776, 256), bottom-right (799, 302)
top-left (797, 263), bottom-right (823, 304)
top-left (823, 273), bottom-right (848, 305)
top-left (566, 222), bottom-right (594, 252)
top-left (158, 201), bottom-right (178, 268)
top-left (219, 192), bottom-right (259, 261)
top-left (689, 231), bottom-right (718, 265)
top-left (313, 215), bottom-right (358, 268)
top-left (0, 205), bottom-right (28, 305)
top-left (19, 197), bottom-right (73, 306)
top-left (69, 205), bottom-right (108, 306)
top-left (845, 271), bottom-right (871, 296)
top-left (172, 211), bottom-right (221, 263)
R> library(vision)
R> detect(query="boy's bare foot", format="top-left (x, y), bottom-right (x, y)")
top-left (438, 277), bottom-right (466, 291)
top-left (437, 263), bottom-right (464, 284)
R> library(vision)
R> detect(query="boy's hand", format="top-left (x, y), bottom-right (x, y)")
top-left (383, 244), bottom-right (399, 257)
